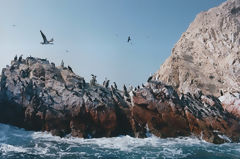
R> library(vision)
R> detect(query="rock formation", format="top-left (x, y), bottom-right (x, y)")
top-left (0, 57), bottom-right (134, 138)
top-left (0, 57), bottom-right (239, 144)
top-left (154, 0), bottom-right (240, 97)
top-left (131, 81), bottom-right (240, 144)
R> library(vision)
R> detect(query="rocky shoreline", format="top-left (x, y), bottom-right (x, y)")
top-left (0, 56), bottom-right (239, 144)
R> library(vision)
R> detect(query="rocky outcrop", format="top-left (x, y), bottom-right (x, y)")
top-left (154, 0), bottom-right (240, 97)
top-left (0, 56), bottom-right (240, 144)
top-left (131, 81), bottom-right (240, 144)
top-left (0, 57), bottom-right (133, 138)
top-left (219, 92), bottom-right (240, 118)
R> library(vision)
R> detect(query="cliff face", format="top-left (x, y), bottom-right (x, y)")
top-left (0, 57), bottom-right (240, 144)
top-left (154, 0), bottom-right (240, 96)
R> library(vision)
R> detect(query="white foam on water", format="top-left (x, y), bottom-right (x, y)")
top-left (0, 144), bottom-right (27, 154)
top-left (1, 123), bottom-right (240, 158)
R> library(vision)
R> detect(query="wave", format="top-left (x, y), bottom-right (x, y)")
top-left (0, 123), bottom-right (240, 159)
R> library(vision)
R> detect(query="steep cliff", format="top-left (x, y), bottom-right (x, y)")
top-left (154, 0), bottom-right (240, 96)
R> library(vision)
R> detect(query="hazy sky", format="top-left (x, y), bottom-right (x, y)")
top-left (0, 0), bottom-right (226, 88)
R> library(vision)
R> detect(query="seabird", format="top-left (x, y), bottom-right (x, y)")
top-left (14, 55), bottom-right (17, 61)
top-left (147, 76), bottom-right (153, 82)
top-left (220, 90), bottom-right (223, 96)
top-left (91, 74), bottom-right (97, 79)
top-left (127, 36), bottom-right (131, 43)
top-left (68, 66), bottom-right (73, 73)
top-left (105, 80), bottom-right (110, 88)
top-left (103, 78), bottom-right (106, 86)
top-left (123, 84), bottom-right (129, 97)
top-left (82, 79), bottom-right (86, 88)
top-left (40, 30), bottom-right (54, 45)
top-left (113, 82), bottom-right (117, 89)
top-left (18, 54), bottom-right (23, 62)
top-left (90, 74), bottom-right (97, 86)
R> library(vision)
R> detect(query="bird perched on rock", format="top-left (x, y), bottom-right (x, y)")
top-left (103, 78), bottom-right (106, 86)
top-left (90, 74), bottom-right (97, 86)
top-left (113, 82), bottom-right (117, 89)
top-left (123, 84), bottom-right (129, 97)
top-left (40, 30), bottom-right (54, 45)
top-left (18, 55), bottom-right (23, 62)
top-left (147, 76), bottom-right (153, 82)
top-left (220, 90), bottom-right (224, 96)
top-left (10, 65), bottom-right (15, 71)
top-left (105, 80), bottom-right (110, 88)
top-left (111, 85), bottom-right (115, 91)
top-left (83, 79), bottom-right (86, 87)
top-left (68, 66), bottom-right (73, 73)
top-left (127, 36), bottom-right (131, 43)
top-left (14, 55), bottom-right (17, 61)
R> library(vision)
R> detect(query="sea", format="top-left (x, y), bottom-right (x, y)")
top-left (0, 123), bottom-right (239, 159)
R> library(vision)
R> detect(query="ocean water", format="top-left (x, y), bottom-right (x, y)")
top-left (0, 123), bottom-right (240, 159)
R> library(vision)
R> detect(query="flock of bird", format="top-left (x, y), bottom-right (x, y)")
top-left (39, 30), bottom-right (132, 45)
top-left (38, 30), bottom-right (139, 90)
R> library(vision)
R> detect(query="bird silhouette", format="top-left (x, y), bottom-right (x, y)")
top-left (40, 30), bottom-right (54, 45)
top-left (127, 36), bottom-right (131, 43)
top-left (147, 76), bottom-right (153, 82)
top-left (14, 55), bottom-right (17, 61)
top-left (68, 65), bottom-right (73, 73)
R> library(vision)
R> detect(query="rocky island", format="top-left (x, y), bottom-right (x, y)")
top-left (0, 0), bottom-right (240, 144)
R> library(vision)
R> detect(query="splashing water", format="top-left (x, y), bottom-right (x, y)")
top-left (0, 123), bottom-right (240, 159)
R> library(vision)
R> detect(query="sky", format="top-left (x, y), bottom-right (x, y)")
top-left (0, 0), bottom-right (226, 88)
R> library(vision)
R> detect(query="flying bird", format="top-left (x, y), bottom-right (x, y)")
top-left (127, 36), bottom-right (131, 43)
top-left (40, 30), bottom-right (54, 45)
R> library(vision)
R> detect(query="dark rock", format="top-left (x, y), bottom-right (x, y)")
top-left (0, 57), bottom-right (240, 144)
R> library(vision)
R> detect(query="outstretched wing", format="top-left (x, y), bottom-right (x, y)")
top-left (40, 30), bottom-right (47, 42)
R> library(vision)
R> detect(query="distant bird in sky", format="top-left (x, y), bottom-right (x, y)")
top-left (127, 36), bottom-right (131, 43)
top-left (40, 30), bottom-right (54, 45)
top-left (12, 24), bottom-right (16, 27)
top-left (65, 50), bottom-right (69, 53)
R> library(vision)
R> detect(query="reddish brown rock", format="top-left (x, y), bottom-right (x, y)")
top-left (130, 81), bottom-right (240, 144)
top-left (0, 57), bottom-right (240, 144)
top-left (131, 82), bottom-right (190, 138)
